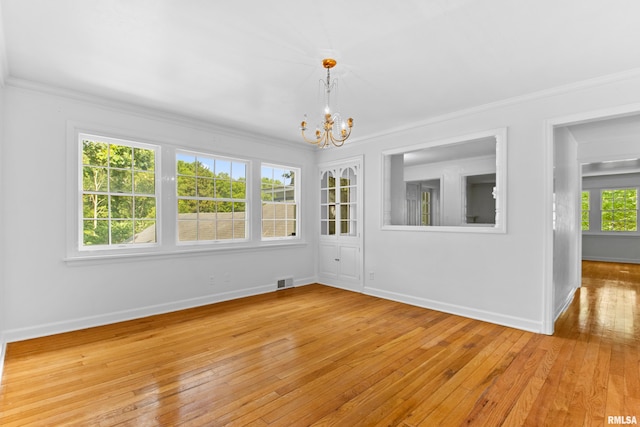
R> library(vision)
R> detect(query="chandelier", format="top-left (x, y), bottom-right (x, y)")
top-left (300, 58), bottom-right (353, 148)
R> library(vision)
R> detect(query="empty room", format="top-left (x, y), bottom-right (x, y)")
top-left (1, 1), bottom-right (640, 425)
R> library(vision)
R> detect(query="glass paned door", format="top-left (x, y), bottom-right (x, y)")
top-left (321, 166), bottom-right (358, 236)
top-left (318, 158), bottom-right (363, 290)
top-left (320, 170), bottom-right (336, 235)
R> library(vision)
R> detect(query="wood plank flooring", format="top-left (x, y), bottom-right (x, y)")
top-left (1, 260), bottom-right (638, 426)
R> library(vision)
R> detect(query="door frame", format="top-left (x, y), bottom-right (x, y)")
top-left (317, 155), bottom-right (364, 292)
top-left (543, 102), bottom-right (640, 334)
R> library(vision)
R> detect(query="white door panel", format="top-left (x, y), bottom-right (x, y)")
top-left (318, 157), bottom-right (363, 291)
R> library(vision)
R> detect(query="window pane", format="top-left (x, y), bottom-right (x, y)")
top-left (217, 221), bottom-right (233, 239)
top-left (197, 178), bottom-right (214, 198)
top-left (177, 176), bottom-right (196, 197)
top-left (110, 169), bottom-right (132, 193)
top-left (177, 154), bottom-right (196, 175)
top-left (83, 140), bottom-right (108, 166)
top-left (80, 135), bottom-right (158, 249)
top-left (233, 220), bottom-right (246, 239)
top-left (199, 200), bottom-right (216, 214)
top-left (600, 188), bottom-right (638, 232)
top-left (232, 181), bottom-right (246, 199)
top-left (133, 148), bottom-right (155, 171)
top-left (109, 145), bottom-right (132, 169)
top-left (83, 220), bottom-right (109, 246)
top-left (286, 220), bottom-right (296, 236)
top-left (178, 199), bottom-right (197, 215)
top-left (198, 221), bottom-right (216, 240)
top-left (83, 194), bottom-right (108, 219)
top-left (232, 162), bottom-right (246, 181)
top-left (111, 196), bottom-right (133, 219)
top-left (629, 212), bottom-right (638, 231)
top-left (176, 151), bottom-right (249, 243)
top-left (134, 171), bottom-right (155, 194)
top-left (134, 196), bottom-right (156, 219)
top-left (111, 220), bottom-right (134, 244)
top-left (261, 164), bottom-right (299, 239)
top-left (216, 160), bottom-right (231, 176)
top-left (215, 179), bottom-right (231, 198)
top-left (134, 220), bottom-right (156, 243)
top-left (83, 166), bottom-right (107, 191)
top-left (199, 157), bottom-right (214, 173)
top-left (178, 221), bottom-right (197, 241)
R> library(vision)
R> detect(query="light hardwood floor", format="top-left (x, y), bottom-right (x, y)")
top-left (1, 261), bottom-right (638, 426)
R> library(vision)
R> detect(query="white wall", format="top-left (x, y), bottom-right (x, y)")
top-left (552, 127), bottom-right (580, 319)
top-left (316, 72), bottom-right (640, 333)
top-left (1, 83), bottom-right (318, 341)
top-left (0, 84), bottom-right (6, 373)
top-left (3, 74), bottom-right (640, 343)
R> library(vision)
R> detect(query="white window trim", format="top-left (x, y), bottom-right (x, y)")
top-left (175, 149), bottom-right (251, 245)
top-left (65, 123), bottom-right (305, 263)
top-left (260, 163), bottom-right (301, 241)
top-left (381, 127), bottom-right (508, 234)
top-left (581, 186), bottom-right (640, 236)
top-left (76, 132), bottom-right (162, 253)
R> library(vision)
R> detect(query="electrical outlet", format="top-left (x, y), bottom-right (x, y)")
top-left (369, 271), bottom-right (375, 280)
top-left (209, 275), bottom-right (215, 286)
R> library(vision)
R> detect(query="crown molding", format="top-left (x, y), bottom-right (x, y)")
top-left (346, 67), bottom-right (640, 146)
top-left (5, 76), bottom-right (315, 152)
top-left (0, 2), bottom-right (8, 87)
top-left (6, 65), bottom-right (640, 151)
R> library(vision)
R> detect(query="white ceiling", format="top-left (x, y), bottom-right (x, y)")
top-left (2, 0), bottom-right (640, 144)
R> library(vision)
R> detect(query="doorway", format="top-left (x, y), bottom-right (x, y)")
top-left (546, 106), bottom-right (640, 334)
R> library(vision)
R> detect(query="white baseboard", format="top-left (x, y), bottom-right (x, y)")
top-left (4, 277), bottom-right (315, 344)
top-left (363, 286), bottom-right (543, 333)
top-left (554, 287), bottom-right (577, 321)
top-left (0, 335), bottom-right (6, 386)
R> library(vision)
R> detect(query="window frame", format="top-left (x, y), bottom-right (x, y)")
top-left (581, 190), bottom-right (590, 231)
top-left (175, 150), bottom-right (250, 245)
top-left (260, 163), bottom-right (300, 241)
top-left (78, 133), bottom-right (161, 252)
top-left (600, 188), bottom-right (638, 232)
top-left (67, 125), bottom-right (306, 263)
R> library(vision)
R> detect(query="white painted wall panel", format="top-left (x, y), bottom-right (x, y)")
top-left (0, 85), bottom-right (6, 371)
top-left (1, 85), bottom-right (317, 341)
top-left (552, 127), bottom-right (580, 319)
top-left (316, 73), bottom-right (640, 333)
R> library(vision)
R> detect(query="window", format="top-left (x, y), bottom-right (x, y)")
top-left (601, 188), bottom-right (637, 232)
top-left (382, 128), bottom-right (507, 233)
top-left (581, 191), bottom-right (590, 231)
top-left (320, 166), bottom-right (358, 236)
top-left (80, 134), bottom-right (158, 248)
top-left (177, 152), bottom-right (248, 242)
top-left (261, 164), bottom-right (298, 239)
top-left (421, 190), bottom-right (431, 226)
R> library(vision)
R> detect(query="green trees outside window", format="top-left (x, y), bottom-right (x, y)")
top-left (261, 165), bottom-right (298, 238)
top-left (581, 191), bottom-right (590, 231)
top-left (176, 153), bottom-right (247, 241)
top-left (82, 137), bottom-right (157, 246)
top-left (601, 189), bottom-right (637, 232)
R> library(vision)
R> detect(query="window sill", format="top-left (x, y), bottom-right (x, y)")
top-left (582, 232), bottom-right (640, 237)
top-left (381, 224), bottom-right (506, 234)
top-left (64, 240), bottom-right (308, 265)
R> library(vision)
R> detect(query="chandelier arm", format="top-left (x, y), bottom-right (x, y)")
top-left (300, 129), bottom-right (322, 145)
